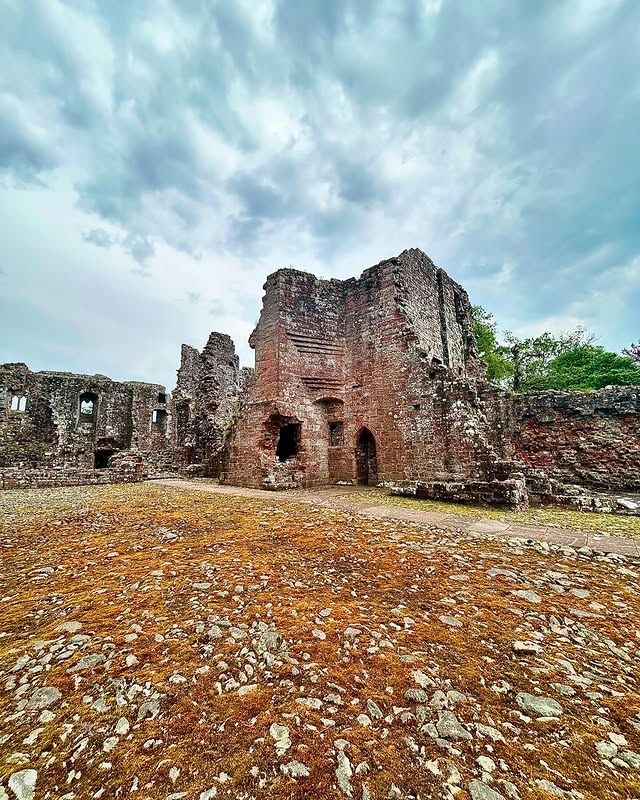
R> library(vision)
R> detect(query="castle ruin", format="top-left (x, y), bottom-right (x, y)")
top-left (2, 248), bottom-right (639, 509)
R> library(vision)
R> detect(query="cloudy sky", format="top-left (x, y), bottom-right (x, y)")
top-left (1, 0), bottom-right (639, 389)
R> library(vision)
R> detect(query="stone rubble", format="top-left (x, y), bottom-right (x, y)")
top-left (0, 482), bottom-right (639, 799)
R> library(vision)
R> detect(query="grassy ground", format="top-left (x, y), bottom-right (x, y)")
top-left (0, 483), bottom-right (639, 800)
top-left (354, 488), bottom-right (640, 538)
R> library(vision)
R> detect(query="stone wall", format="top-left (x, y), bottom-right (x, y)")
top-left (512, 387), bottom-right (640, 491)
top-left (223, 248), bottom-right (514, 490)
top-left (171, 333), bottom-right (247, 476)
top-left (4, 246), bottom-right (638, 506)
top-left (0, 363), bottom-right (171, 475)
top-left (0, 452), bottom-right (147, 490)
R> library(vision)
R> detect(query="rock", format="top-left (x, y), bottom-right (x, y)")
top-left (617, 498), bottom-right (638, 511)
top-left (68, 653), bottom-right (105, 672)
top-left (26, 686), bottom-right (61, 710)
top-left (474, 723), bottom-right (505, 743)
top-left (280, 760), bottom-right (310, 778)
top-left (356, 714), bottom-right (371, 727)
top-left (436, 711), bottom-right (472, 741)
top-left (535, 779), bottom-right (568, 797)
top-left (439, 615), bottom-right (463, 627)
top-left (312, 629), bottom-right (326, 640)
top-left (619, 750), bottom-right (640, 768)
top-left (136, 699), bottom-right (160, 722)
top-left (55, 621), bottom-right (83, 634)
top-left (366, 699), bottom-right (383, 719)
top-left (344, 627), bottom-right (361, 638)
top-left (296, 697), bottom-right (322, 710)
top-left (515, 692), bottom-right (563, 718)
top-left (8, 770), bottom-right (37, 800)
top-left (269, 723), bottom-right (291, 755)
top-left (468, 780), bottom-right (505, 800)
top-left (446, 690), bottom-right (467, 705)
top-left (199, 789), bottom-right (217, 800)
top-left (115, 717), bottom-right (130, 735)
top-left (476, 755), bottom-right (496, 772)
top-left (511, 590), bottom-right (541, 604)
top-left (335, 750), bottom-right (353, 797)
top-left (570, 588), bottom-right (589, 599)
top-left (411, 670), bottom-right (435, 689)
top-left (404, 688), bottom-right (429, 703)
top-left (512, 641), bottom-right (542, 655)
top-left (595, 741), bottom-right (617, 759)
top-left (237, 684), bottom-right (258, 696)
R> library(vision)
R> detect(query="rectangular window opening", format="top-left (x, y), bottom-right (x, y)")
top-left (329, 421), bottom-right (344, 447)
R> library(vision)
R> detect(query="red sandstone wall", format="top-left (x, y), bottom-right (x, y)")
top-left (223, 249), bottom-right (502, 489)
top-left (512, 387), bottom-right (640, 491)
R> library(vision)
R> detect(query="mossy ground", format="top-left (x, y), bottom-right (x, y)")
top-left (0, 483), bottom-right (639, 800)
top-left (355, 488), bottom-right (640, 539)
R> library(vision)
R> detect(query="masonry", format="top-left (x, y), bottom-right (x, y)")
top-left (512, 387), bottom-right (640, 491)
top-left (2, 247), bottom-right (639, 507)
top-left (222, 248), bottom-right (522, 502)
top-left (0, 363), bottom-right (171, 488)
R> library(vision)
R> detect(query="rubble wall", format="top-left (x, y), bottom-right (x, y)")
top-left (223, 248), bottom-right (508, 490)
top-left (512, 387), bottom-right (640, 491)
top-left (0, 362), bottom-right (170, 474)
top-left (171, 333), bottom-right (245, 476)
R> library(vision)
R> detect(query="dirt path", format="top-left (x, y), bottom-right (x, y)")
top-left (151, 479), bottom-right (640, 558)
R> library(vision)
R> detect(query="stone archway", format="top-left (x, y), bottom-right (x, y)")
top-left (356, 428), bottom-right (378, 486)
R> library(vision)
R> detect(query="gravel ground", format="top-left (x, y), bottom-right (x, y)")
top-left (0, 483), bottom-right (639, 800)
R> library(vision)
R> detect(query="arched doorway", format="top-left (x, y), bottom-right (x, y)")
top-left (356, 428), bottom-right (378, 485)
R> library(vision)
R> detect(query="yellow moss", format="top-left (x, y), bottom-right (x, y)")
top-left (356, 487), bottom-right (640, 538)
top-left (0, 483), bottom-right (638, 799)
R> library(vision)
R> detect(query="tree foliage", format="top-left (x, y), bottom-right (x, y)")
top-left (471, 306), bottom-right (513, 384)
top-left (471, 307), bottom-right (640, 393)
top-left (623, 342), bottom-right (640, 363)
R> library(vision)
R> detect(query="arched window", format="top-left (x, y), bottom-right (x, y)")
top-left (10, 394), bottom-right (27, 413)
top-left (79, 392), bottom-right (98, 425)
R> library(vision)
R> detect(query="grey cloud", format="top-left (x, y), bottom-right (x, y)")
top-left (0, 94), bottom-right (58, 182)
top-left (82, 228), bottom-right (115, 248)
top-left (1, 0), bottom-right (639, 367)
top-left (122, 234), bottom-right (155, 264)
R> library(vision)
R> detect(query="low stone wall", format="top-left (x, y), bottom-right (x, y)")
top-left (0, 454), bottom-right (147, 490)
top-left (512, 387), bottom-right (640, 491)
top-left (390, 475), bottom-right (529, 511)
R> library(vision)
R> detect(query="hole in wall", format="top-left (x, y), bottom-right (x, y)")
top-left (95, 450), bottom-right (114, 469)
top-left (276, 423), bottom-right (301, 462)
top-left (79, 392), bottom-right (98, 425)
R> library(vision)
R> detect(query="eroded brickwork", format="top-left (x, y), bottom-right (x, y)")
top-left (171, 333), bottom-right (248, 476)
top-left (223, 248), bottom-right (514, 490)
top-left (3, 246), bottom-right (638, 505)
top-left (512, 387), bottom-right (640, 491)
top-left (0, 363), bottom-right (170, 481)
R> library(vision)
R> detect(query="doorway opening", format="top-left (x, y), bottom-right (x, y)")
top-left (276, 423), bottom-right (301, 462)
top-left (356, 428), bottom-right (378, 485)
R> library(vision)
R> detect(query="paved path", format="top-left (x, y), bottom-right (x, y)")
top-left (150, 479), bottom-right (640, 558)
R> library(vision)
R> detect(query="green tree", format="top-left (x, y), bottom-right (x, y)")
top-left (526, 345), bottom-right (640, 391)
top-left (471, 306), bottom-right (512, 384)
top-left (503, 327), bottom-right (594, 392)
